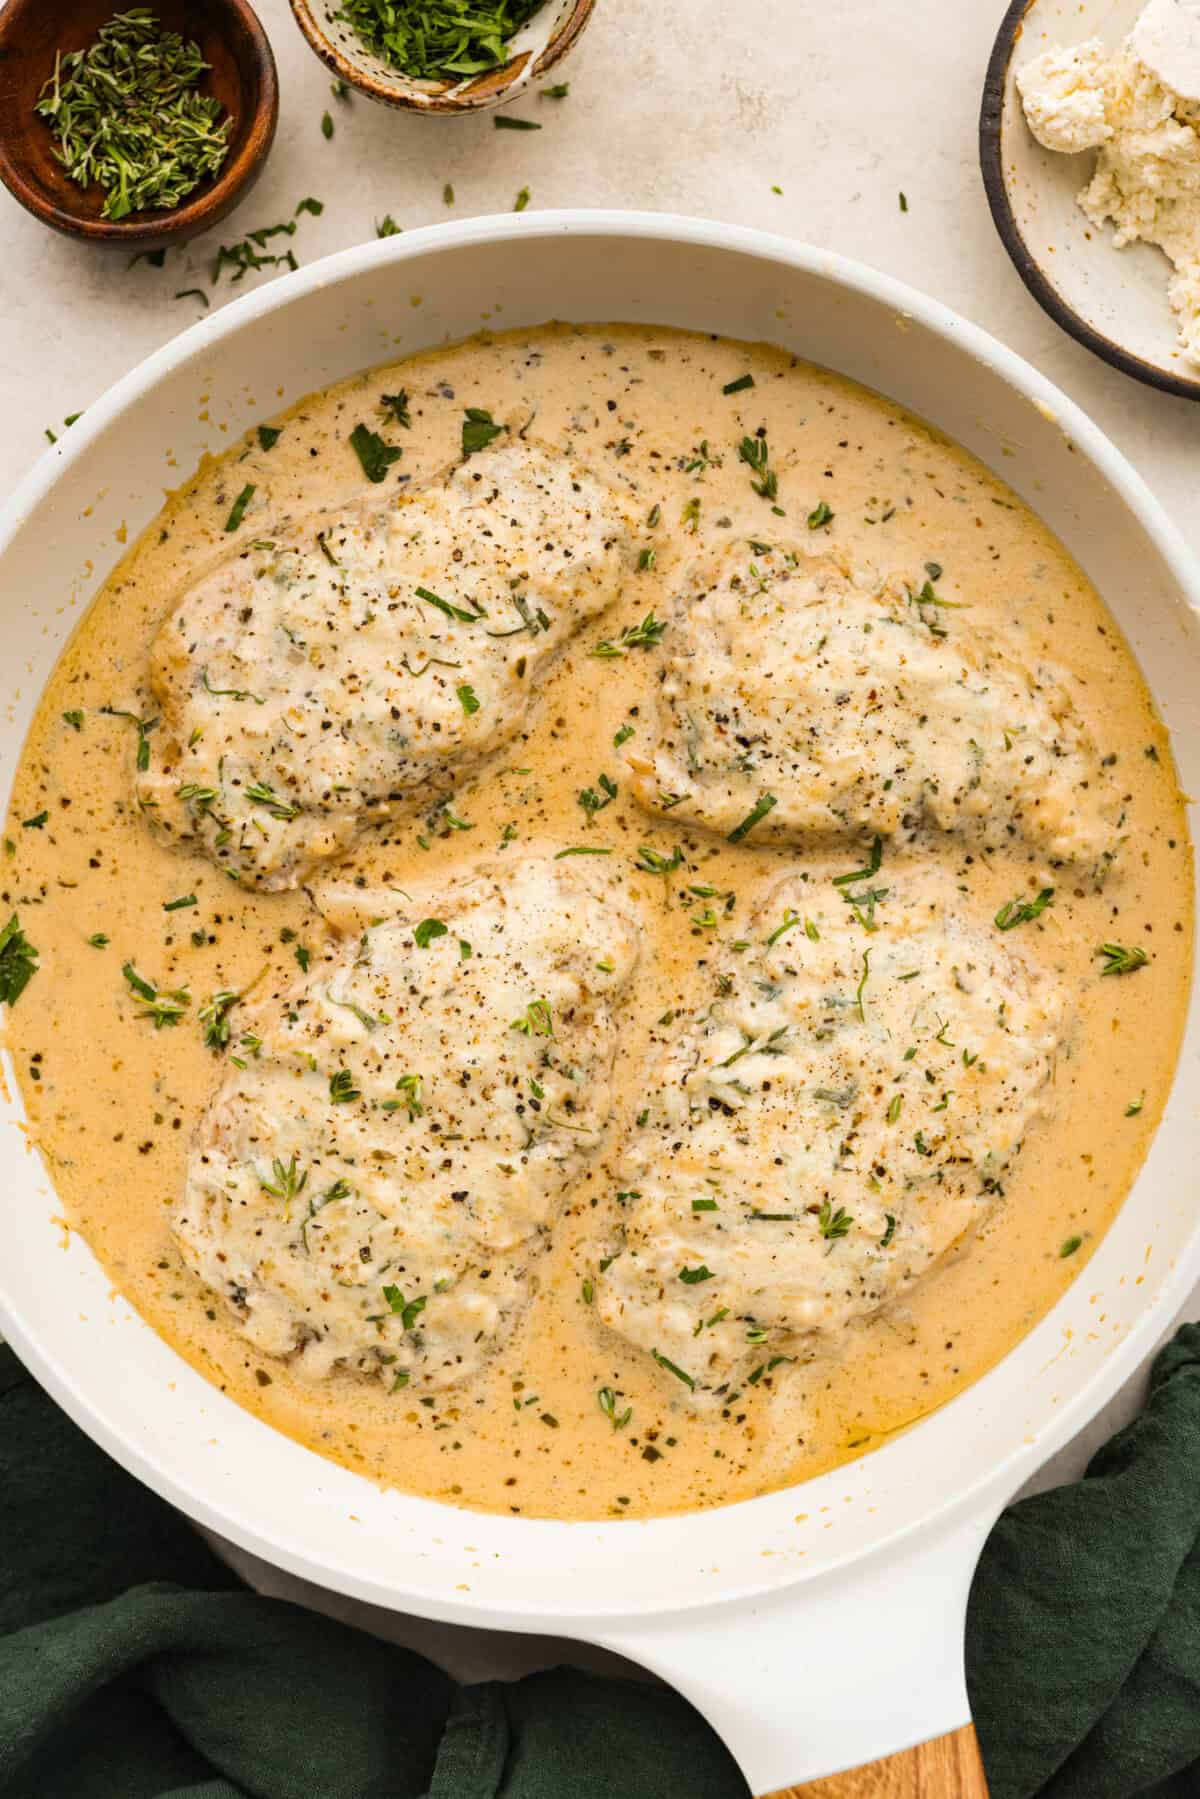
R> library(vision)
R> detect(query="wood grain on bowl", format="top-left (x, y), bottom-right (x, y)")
top-left (0, 0), bottom-right (278, 245)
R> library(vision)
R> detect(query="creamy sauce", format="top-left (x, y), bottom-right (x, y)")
top-left (4, 324), bottom-right (1191, 1520)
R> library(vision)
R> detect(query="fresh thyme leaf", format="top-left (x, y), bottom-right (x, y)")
top-left (416, 585), bottom-right (481, 623)
top-left (651, 1349), bottom-right (695, 1390)
top-left (1126, 1093), bottom-right (1145, 1117)
top-left (244, 780), bottom-right (300, 821)
top-left (257, 425), bottom-right (281, 451)
top-left (175, 287), bottom-right (209, 307)
top-left (457, 683), bottom-right (481, 716)
top-left (201, 670), bottom-right (263, 705)
top-left (443, 182), bottom-right (455, 204)
top-left (598, 1386), bottom-right (632, 1429)
top-left (376, 214), bottom-right (402, 237)
top-left (295, 195), bottom-right (324, 216)
top-left (462, 407), bottom-right (505, 457)
top-left (1060, 1235), bottom-right (1083, 1258)
top-left (807, 500), bottom-right (834, 529)
top-left (727, 792), bottom-right (777, 843)
top-left (382, 1284), bottom-right (427, 1329)
top-left (542, 82), bottom-right (569, 98)
top-left (1096, 942), bottom-right (1149, 976)
top-left (334, 0), bottom-right (546, 82)
top-left (122, 961), bottom-right (189, 1028)
top-left (832, 836), bottom-right (883, 887)
top-left (224, 484), bottom-right (255, 531)
top-left (495, 115), bottom-right (541, 129)
top-left (994, 888), bottom-right (1054, 931)
top-left (880, 1213), bottom-right (897, 1248)
top-left (614, 723), bottom-right (635, 748)
top-left (678, 1265), bottom-right (714, 1284)
top-left (87, 933), bottom-right (109, 948)
top-left (260, 1153), bottom-right (307, 1201)
top-left (35, 9), bottom-right (232, 222)
top-left (21, 812), bottom-right (48, 830)
top-left (413, 918), bottom-right (448, 949)
top-left (329, 1067), bottom-right (360, 1104)
top-left (321, 110), bottom-right (334, 139)
top-left (0, 915), bottom-right (39, 1006)
top-left (379, 390), bottom-right (412, 427)
top-left (591, 614), bottom-right (667, 657)
top-left (635, 844), bottom-right (684, 877)
top-left (513, 185), bottom-right (531, 212)
top-left (738, 433), bottom-right (778, 500)
top-left (818, 1198), bottom-right (852, 1241)
top-left (163, 894), bottom-right (197, 912)
top-left (511, 997), bottom-right (554, 1038)
top-left (199, 986), bottom-right (240, 1049)
top-left (295, 944), bottom-right (311, 973)
top-left (349, 423), bottom-right (402, 483)
top-left (62, 709), bottom-right (84, 732)
top-left (101, 705), bottom-right (158, 769)
top-left (723, 374), bottom-right (755, 395)
top-left (554, 845), bottom-right (613, 858)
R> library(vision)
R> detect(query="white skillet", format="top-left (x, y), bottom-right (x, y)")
top-left (1, 213), bottom-right (1198, 1793)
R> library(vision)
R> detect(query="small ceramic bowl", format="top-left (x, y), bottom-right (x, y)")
top-left (980, 0), bottom-right (1200, 401)
top-left (0, 0), bottom-right (279, 247)
top-left (289, 0), bottom-right (594, 114)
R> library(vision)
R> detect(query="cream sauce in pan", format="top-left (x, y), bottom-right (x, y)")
top-left (4, 324), bottom-right (1191, 1519)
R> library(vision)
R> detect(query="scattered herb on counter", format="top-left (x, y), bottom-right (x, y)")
top-left (257, 425), bottom-right (281, 451)
top-left (321, 110), bottom-right (335, 139)
top-left (0, 915), bottom-right (39, 1007)
top-left (379, 390), bottom-right (412, 427)
top-left (542, 82), bottom-right (569, 98)
top-left (462, 407), bottom-right (506, 456)
top-left (495, 115), bottom-right (541, 130)
top-left (175, 288), bottom-right (209, 307)
top-left (334, 0), bottom-right (546, 82)
top-left (295, 196), bottom-right (324, 216)
top-left (331, 78), bottom-right (351, 102)
top-left (899, 191), bottom-right (909, 212)
top-left (224, 483), bottom-right (255, 531)
top-left (130, 247), bottom-right (167, 268)
top-left (513, 185), bottom-right (531, 212)
top-left (443, 182), bottom-right (455, 204)
top-left (35, 8), bottom-right (231, 222)
top-left (349, 423), bottom-right (403, 482)
top-left (994, 888), bottom-right (1054, 931)
top-left (376, 214), bottom-right (402, 237)
top-left (122, 960), bottom-right (190, 1028)
top-left (591, 614), bottom-right (667, 657)
top-left (1097, 942), bottom-right (1149, 976)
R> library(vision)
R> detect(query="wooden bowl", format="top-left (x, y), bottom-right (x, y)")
top-left (0, 0), bottom-right (279, 246)
top-left (980, 0), bottom-right (1200, 402)
top-left (289, 0), bottom-right (594, 114)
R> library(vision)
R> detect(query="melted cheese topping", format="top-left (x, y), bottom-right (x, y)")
top-left (3, 323), bottom-right (1190, 1521)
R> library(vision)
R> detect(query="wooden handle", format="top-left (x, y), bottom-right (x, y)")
top-left (764, 1724), bottom-right (989, 1798)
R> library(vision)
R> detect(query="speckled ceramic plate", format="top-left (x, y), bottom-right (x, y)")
top-left (981, 0), bottom-right (1200, 400)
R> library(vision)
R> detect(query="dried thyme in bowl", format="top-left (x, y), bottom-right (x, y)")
top-left (35, 8), bottom-right (232, 222)
top-left (335, 0), bottom-right (550, 83)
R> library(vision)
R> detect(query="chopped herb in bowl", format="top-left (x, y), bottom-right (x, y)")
top-left (334, 0), bottom-right (550, 83)
top-left (35, 8), bottom-right (231, 222)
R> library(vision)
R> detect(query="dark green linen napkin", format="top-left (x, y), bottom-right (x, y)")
top-left (3, 1326), bottom-right (1200, 1799)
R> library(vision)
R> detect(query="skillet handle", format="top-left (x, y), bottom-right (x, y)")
top-left (589, 1503), bottom-right (998, 1796)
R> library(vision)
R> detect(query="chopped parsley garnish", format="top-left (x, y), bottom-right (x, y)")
top-left (295, 944), bottom-right (312, 973)
top-left (457, 683), bottom-right (481, 716)
top-left (336, 0), bottom-right (546, 81)
top-left (413, 918), bottom-right (448, 949)
top-left (598, 1386), bottom-right (632, 1429)
top-left (62, 710), bottom-right (84, 731)
top-left (807, 500), bottom-right (834, 529)
top-left (723, 374), bottom-right (755, 395)
top-left (1097, 943), bottom-right (1149, 976)
top-left (727, 792), bottom-right (777, 843)
top-left (995, 888), bottom-right (1054, 931)
top-left (224, 483), bottom-right (255, 532)
top-left (295, 195), bottom-right (324, 216)
top-left (1059, 1235), bottom-right (1083, 1258)
top-left (651, 1349), bottom-right (695, 1390)
top-left (462, 407), bottom-right (505, 457)
top-left (349, 423), bottom-right (403, 483)
top-left (257, 424), bottom-right (281, 451)
top-left (382, 1284), bottom-right (427, 1330)
top-left (591, 613), bottom-right (667, 657)
top-left (329, 1067), bottom-right (361, 1104)
top-left (579, 772), bottom-right (617, 817)
top-left (678, 1265), bottom-right (714, 1284)
top-left (122, 961), bottom-right (190, 1028)
top-left (392, 1073), bottom-right (424, 1118)
top-left (0, 915), bottom-right (39, 1006)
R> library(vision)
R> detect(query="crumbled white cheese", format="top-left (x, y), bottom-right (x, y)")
top-left (1017, 9), bottom-right (1200, 365)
